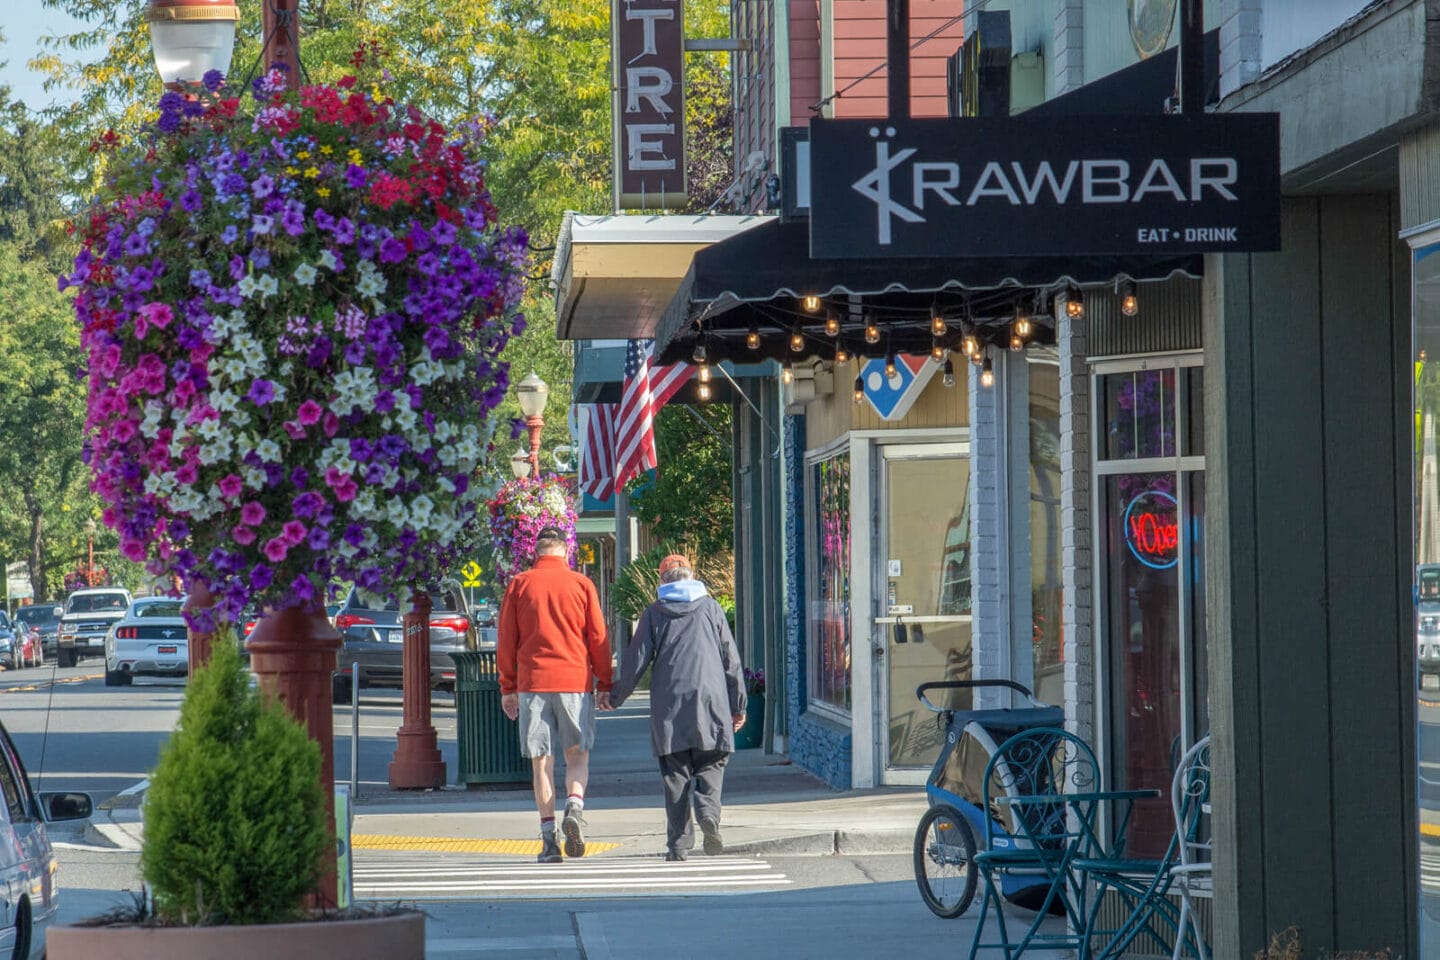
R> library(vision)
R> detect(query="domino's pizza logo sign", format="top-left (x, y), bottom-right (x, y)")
top-left (861, 354), bottom-right (938, 421)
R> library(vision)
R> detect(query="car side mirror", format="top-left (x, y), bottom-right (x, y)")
top-left (39, 791), bottom-right (93, 823)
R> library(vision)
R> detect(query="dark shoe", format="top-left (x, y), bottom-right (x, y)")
top-left (537, 834), bottom-right (562, 864)
top-left (699, 816), bottom-right (724, 856)
top-left (561, 803), bottom-right (588, 858)
top-left (665, 850), bottom-right (688, 862)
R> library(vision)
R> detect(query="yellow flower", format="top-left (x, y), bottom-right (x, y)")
top-left (296, 150), bottom-right (310, 160)
top-left (304, 166), bottom-right (319, 179)
top-left (316, 187), bottom-right (331, 198)
top-left (319, 145), bottom-right (333, 155)
top-left (285, 166), bottom-right (299, 176)
top-left (347, 149), bottom-right (363, 165)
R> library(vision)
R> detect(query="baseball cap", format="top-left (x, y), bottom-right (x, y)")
top-left (536, 526), bottom-right (566, 541)
top-left (658, 553), bottom-right (691, 576)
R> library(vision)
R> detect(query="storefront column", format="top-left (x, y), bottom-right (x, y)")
top-left (1058, 302), bottom-right (1095, 748)
top-left (969, 352), bottom-right (1004, 709)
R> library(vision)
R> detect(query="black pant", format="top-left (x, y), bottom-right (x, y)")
top-left (658, 748), bottom-right (729, 853)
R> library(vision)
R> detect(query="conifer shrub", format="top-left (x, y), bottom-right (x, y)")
top-left (139, 630), bottom-right (328, 925)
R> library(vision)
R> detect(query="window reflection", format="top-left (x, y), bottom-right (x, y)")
top-left (809, 454), bottom-right (851, 712)
top-left (1413, 240), bottom-right (1440, 941)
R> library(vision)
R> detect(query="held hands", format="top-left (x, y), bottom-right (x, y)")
top-left (501, 693), bottom-right (519, 721)
top-left (596, 691), bottom-right (613, 712)
top-left (733, 713), bottom-right (746, 732)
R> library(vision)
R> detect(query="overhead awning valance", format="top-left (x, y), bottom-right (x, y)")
top-left (551, 212), bottom-right (773, 341)
top-left (654, 218), bottom-right (1201, 364)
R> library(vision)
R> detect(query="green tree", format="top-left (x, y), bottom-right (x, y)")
top-left (626, 400), bottom-right (733, 556)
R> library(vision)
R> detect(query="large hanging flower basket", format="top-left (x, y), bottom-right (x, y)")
top-left (65, 63), bottom-right (529, 619)
top-left (486, 474), bottom-right (578, 587)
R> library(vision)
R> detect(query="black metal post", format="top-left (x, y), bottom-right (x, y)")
top-left (887, 0), bottom-right (910, 120)
top-left (1180, 0), bottom-right (1204, 113)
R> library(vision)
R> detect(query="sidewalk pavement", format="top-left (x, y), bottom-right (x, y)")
top-left (91, 693), bottom-right (929, 858)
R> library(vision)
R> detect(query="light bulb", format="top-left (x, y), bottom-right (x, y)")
top-left (864, 321), bottom-right (881, 345)
top-left (884, 354), bottom-right (897, 379)
top-left (853, 375), bottom-right (864, 404)
top-left (931, 339), bottom-right (946, 362)
top-left (1015, 310), bottom-right (1032, 338)
top-left (1066, 288), bottom-right (1085, 319)
top-left (790, 331), bottom-right (805, 352)
top-left (697, 381), bottom-right (712, 402)
top-left (692, 342), bottom-right (707, 363)
top-left (698, 363), bottom-right (711, 383)
top-left (942, 359), bottom-right (956, 388)
top-left (803, 294), bottom-right (820, 313)
top-left (746, 326), bottom-right (761, 350)
top-left (1010, 334), bottom-right (1024, 352)
top-left (962, 333), bottom-right (979, 357)
top-left (835, 345), bottom-right (850, 365)
top-left (824, 310), bottom-right (840, 337)
top-left (782, 364), bottom-right (794, 385)
top-left (1121, 281), bottom-right (1139, 317)
top-left (980, 357), bottom-right (994, 388)
top-left (931, 312), bottom-right (947, 336)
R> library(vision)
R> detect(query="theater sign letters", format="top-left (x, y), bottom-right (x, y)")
top-left (808, 114), bottom-right (1281, 259)
top-left (612, 0), bottom-right (686, 210)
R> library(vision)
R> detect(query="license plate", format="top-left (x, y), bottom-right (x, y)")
top-left (388, 629), bottom-right (403, 643)
top-left (87, 637), bottom-right (103, 645)
top-left (158, 645), bottom-right (177, 654)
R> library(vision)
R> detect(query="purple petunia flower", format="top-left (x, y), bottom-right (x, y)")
top-left (202, 69), bottom-right (225, 92)
top-left (250, 563), bottom-right (274, 591)
top-left (345, 164), bottom-right (367, 190)
top-left (247, 379), bottom-right (276, 406)
top-left (379, 237), bottom-right (408, 264)
top-left (221, 224), bottom-right (239, 245)
top-left (180, 189), bottom-right (203, 213)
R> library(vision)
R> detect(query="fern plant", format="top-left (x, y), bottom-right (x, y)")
top-left (140, 630), bottom-right (328, 925)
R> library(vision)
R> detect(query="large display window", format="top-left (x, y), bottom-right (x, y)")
top-left (807, 451), bottom-right (852, 714)
top-left (1094, 358), bottom-right (1207, 859)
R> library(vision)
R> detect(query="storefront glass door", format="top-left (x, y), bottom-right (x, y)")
top-left (877, 444), bottom-right (971, 776)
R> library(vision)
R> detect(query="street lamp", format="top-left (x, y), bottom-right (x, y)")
top-left (82, 519), bottom-right (96, 586)
top-left (515, 372), bottom-right (550, 479)
top-left (145, 0), bottom-right (239, 87)
top-left (509, 450), bottom-right (534, 479)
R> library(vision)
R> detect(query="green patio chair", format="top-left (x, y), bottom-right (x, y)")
top-left (1075, 735), bottom-right (1211, 960)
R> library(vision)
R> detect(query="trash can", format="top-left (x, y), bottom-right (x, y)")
top-left (452, 651), bottom-right (531, 785)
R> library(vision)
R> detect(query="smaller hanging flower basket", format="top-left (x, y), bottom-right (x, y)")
top-left (486, 475), bottom-right (577, 588)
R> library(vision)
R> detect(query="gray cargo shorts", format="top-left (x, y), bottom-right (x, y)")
top-left (518, 692), bottom-right (596, 758)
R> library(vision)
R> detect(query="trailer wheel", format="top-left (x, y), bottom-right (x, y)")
top-left (914, 803), bottom-right (977, 919)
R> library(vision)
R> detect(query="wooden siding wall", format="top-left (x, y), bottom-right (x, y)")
top-left (830, 0), bottom-right (965, 118)
top-left (803, 362), bottom-right (970, 451)
top-left (1204, 194), bottom-right (1416, 959)
top-left (791, 0), bottom-right (822, 124)
top-left (732, 0), bottom-right (776, 214)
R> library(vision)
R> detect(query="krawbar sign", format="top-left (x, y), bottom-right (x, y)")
top-left (808, 114), bottom-right (1280, 259)
top-left (612, 0), bottom-right (686, 210)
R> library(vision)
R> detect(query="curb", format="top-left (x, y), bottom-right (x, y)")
top-left (723, 828), bottom-right (914, 857)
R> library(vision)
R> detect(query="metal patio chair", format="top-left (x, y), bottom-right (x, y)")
top-left (1076, 735), bottom-right (1212, 960)
top-left (967, 726), bottom-right (1103, 959)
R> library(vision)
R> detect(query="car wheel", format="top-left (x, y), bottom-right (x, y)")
top-left (104, 668), bottom-right (132, 687)
top-left (59, 648), bottom-right (76, 669)
top-left (10, 896), bottom-right (29, 960)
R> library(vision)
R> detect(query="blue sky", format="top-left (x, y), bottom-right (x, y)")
top-left (1, 1), bottom-right (93, 111)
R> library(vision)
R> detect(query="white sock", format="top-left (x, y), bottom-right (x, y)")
top-left (567, 794), bottom-right (584, 811)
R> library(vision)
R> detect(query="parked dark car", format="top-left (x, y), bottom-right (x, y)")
top-left (331, 581), bottom-right (484, 703)
top-left (14, 605), bottom-right (60, 660)
top-left (0, 612), bottom-right (23, 669)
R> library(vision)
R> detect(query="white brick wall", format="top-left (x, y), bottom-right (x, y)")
top-left (969, 354), bottom-right (1006, 710)
top-left (1217, 0), bottom-right (1263, 99)
top-left (1058, 304), bottom-right (1094, 748)
top-left (1052, 0), bottom-right (1085, 94)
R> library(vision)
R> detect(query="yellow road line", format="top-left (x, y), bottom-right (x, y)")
top-left (1421, 823), bottom-right (1440, 838)
top-left (0, 674), bottom-right (101, 693)
top-left (352, 834), bottom-right (620, 856)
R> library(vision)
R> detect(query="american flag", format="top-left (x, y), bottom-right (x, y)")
top-left (613, 339), bottom-right (692, 494)
top-left (578, 404), bottom-right (617, 501)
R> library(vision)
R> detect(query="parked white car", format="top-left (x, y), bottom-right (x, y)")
top-left (103, 597), bottom-right (188, 687)
top-left (0, 717), bottom-right (92, 957)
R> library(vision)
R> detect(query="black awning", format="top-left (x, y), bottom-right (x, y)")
top-left (655, 218), bottom-right (1201, 364)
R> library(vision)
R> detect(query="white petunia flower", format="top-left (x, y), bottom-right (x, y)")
top-left (293, 263), bottom-right (319, 287)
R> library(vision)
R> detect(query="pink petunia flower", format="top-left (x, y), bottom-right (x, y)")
top-left (232, 525), bottom-right (257, 546)
top-left (218, 474), bottom-right (243, 499)
top-left (297, 399), bottom-right (323, 425)
top-left (241, 501), bottom-right (266, 526)
top-left (263, 537), bottom-right (289, 562)
top-left (282, 520), bottom-right (307, 545)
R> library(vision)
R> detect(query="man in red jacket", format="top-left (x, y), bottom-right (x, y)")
top-left (499, 526), bottom-right (612, 863)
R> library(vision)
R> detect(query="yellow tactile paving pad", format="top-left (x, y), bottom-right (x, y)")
top-left (352, 834), bottom-right (620, 855)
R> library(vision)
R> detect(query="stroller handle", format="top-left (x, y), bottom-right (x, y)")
top-left (916, 679), bottom-right (1038, 713)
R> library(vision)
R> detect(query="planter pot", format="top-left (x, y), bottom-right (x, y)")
top-left (734, 693), bottom-right (765, 749)
top-left (47, 909), bottom-right (424, 960)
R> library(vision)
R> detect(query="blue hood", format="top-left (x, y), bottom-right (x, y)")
top-left (657, 579), bottom-right (708, 603)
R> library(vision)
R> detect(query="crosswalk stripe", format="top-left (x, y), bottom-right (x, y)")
top-left (359, 877), bottom-right (790, 891)
top-left (355, 859), bottom-right (774, 877)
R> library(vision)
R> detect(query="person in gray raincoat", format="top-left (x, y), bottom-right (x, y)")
top-left (605, 553), bottom-right (746, 861)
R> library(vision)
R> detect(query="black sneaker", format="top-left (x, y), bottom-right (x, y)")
top-left (665, 850), bottom-right (688, 862)
top-left (698, 816), bottom-right (724, 856)
top-left (538, 833), bottom-right (562, 864)
top-left (561, 803), bottom-right (588, 858)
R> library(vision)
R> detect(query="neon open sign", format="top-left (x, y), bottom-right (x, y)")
top-left (1123, 490), bottom-right (1179, 569)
